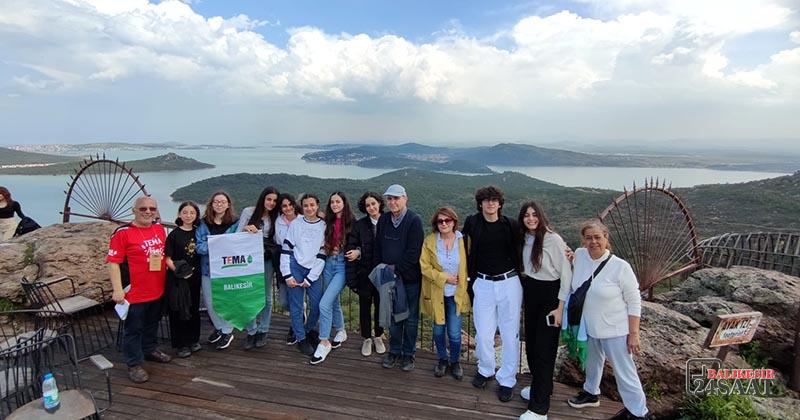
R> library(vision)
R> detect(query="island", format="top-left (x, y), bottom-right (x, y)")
top-left (0, 152), bottom-right (214, 175)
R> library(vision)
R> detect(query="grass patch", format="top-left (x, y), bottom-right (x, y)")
top-left (0, 298), bottom-right (18, 312)
top-left (739, 341), bottom-right (771, 369)
top-left (679, 394), bottom-right (760, 420)
top-left (23, 243), bottom-right (35, 266)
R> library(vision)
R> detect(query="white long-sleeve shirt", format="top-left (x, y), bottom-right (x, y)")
top-left (274, 214), bottom-right (294, 249)
top-left (572, 248), bottom-right (642, 339)
top-left (279, 216), bottom-right (326, 282)
top-left (521, 231), bottom-right (573, 301)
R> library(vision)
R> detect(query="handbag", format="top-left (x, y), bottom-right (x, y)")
top-left (567, 254), bottom-right (611, 326)
top-left (14, 215), bottom-right (41, 237)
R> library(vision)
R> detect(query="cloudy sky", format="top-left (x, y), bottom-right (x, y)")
top-left (0, 0), bottom-right (798, 148)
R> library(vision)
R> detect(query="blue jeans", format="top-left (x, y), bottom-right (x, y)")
top-left (246, 260), bottom-right (274, 335)
top-left (287, 257), bottom-right (322, 342)
top-left (433, 296), bottom-right (462, 363)
top-left (123, 298), bottom-right (162, 367)
top-left (319, 254), bottom-right (345, 340)
top-left (389, 281), bottom-right (421, 357)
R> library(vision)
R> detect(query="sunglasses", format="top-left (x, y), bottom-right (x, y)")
top-left (436, 218), bottom-right (454, 225)
top-left (137, 207), bottom-right (158, 212)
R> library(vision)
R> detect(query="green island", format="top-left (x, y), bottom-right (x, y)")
top-left (171, 169), bottom-right (800, 243)
top-left (0, 152), bottom-right (214, 175)
top-left (0, 147), bottom-right (74, 166)
top-left (302, 142), bottom-right (799, 174)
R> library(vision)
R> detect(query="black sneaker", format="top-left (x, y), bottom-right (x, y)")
top-left (297, 338), bottom-right (315, 356)
top-left (189, 342), bottom-right (202, 352)
top-left (434, 359), bottom-right (448, 377)
top-left (286, 329), bottom-right (297, 346)
top-left (176, 347), bottom-right (191, 358)
top-left (244, 334), bottom-right (256, 350)
top-left (207, 330), bottom-right (222, 344)
top-left (307, 330), bottom-right (320, 347)
top-left (382, 353), bottom-right (399, 369)
top-left (215, 333), bottom-right (234, 350)
top-left (610, 408), bottom-right (650, 420)
top-left (254, 332), bottom-right (267, 348)
top-left (568, 390), bottom-right (600, 408)
top-left (450, 362), bottom-right (463, 380)
top-left (400, 355), bottom-right (415, 372)
top-left (497, 385), bottom-right (513, 402)
top-left (472, 372), bottom-right (492, 389)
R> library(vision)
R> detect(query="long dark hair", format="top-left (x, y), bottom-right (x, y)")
top-left (518, 201), bottom-right (551, 272)
top-left (247, 186), bottom-right (280, 238)
top-left (0, 187), bottom-right (13, 204)
top-left (203, 190), bottom-right (237, 225)
top-left (174, 201), bottom-right (201, 227)
top-left (324, 191), bottom-right (355, 254)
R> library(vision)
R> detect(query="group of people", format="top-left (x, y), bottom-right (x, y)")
top-left (106, 183), bottom-right (649, 420)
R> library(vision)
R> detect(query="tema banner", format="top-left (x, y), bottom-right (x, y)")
top-left (208, 232), bottom-right (265, 330)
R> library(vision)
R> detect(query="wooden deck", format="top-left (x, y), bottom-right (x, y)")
top-left (82, 314), bottom-right (623, 420)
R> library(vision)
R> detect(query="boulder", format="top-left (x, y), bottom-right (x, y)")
top-left (752, 395), bottom-right (800, 420)
top-left (0, 222), bottom-right (118, 304)
top-left (656, 266), bottom-right (800, 370)
top-left (555, 301), bottom-right (750, 416)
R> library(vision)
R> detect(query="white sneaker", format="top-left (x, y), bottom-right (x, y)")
top-left (519, 410), bottom-right (547, 420)
top-left (373, 336), bottom-right (386, 354)
top-left (521, 385), bottom-right (531, 401)
top-left (361, 338), bottom-right (373, 357)
top-left (310, 343), bottom-right (331, 365)
top-left (331, 330), bottom-right (348, 349)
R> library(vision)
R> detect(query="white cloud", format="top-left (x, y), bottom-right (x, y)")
top-left (0, 0), bottom-right (797, 143)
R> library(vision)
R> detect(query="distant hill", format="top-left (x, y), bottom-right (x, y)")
top-left (171, 169), bottom-right (800, 244)
top-left (9, 142), bottom-right (255, 154)
top-left (302, 142), bottom-right (798, 174)
top-left (0, 147), bottom-right (75, 166)
top-left (0, 153), bottom-right (214, 175)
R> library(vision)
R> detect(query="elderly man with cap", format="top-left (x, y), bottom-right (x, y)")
top-left (373, 184), bottom-right (424, 372)
top-left (107, 196), bottom-right (172, 383)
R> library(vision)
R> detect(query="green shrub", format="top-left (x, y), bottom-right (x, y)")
top-left (679, 394), bottom-right (760, 420)
top-left (739, 342), bottom-right (771, 369)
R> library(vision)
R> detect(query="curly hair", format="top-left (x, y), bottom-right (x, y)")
top-left (474, 185), bottom-right (504, 213)
top-left (357, 191), bottom-right (385, 214)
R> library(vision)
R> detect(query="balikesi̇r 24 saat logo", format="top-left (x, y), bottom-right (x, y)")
top-left (686, 358), bottom-right (776, 397)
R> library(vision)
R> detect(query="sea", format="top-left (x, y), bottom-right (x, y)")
top-left (0, 144), bottom-right (789, 227)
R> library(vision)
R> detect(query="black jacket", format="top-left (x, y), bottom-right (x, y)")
top-left (345, 216), bottom-right (379, 296)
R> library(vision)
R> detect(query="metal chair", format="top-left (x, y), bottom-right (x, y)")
top-left (2, 333), bottom-right (113, 419)
top-left (20, 277), bottom-right (114, 359)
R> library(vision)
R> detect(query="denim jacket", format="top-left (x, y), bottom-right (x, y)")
top-left (195, 220), bottom-right (238, 277)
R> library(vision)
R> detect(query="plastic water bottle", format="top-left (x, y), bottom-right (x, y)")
top-left (42, 373), bottom-right (60, 413)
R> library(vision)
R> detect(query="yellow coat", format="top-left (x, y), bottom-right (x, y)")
top-left (420, 232), bottom-right (469, 325)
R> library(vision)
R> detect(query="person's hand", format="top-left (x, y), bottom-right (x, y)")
top-left (627, 332), bottom-right (641, 354)
top-left (345, 249), bottom-right (360, 261)
top-left (300, 279), bottom-right (311, 288)
top-left (112, 289), bottom-right (125, 304)
top-left (445, 274), bottom-right (458, 285)
top-left (547, 308), bottom-right (562, 327)
top-left (245, 224), bottom-right (259, 234)
top-left (286, 277), bottom-right (297, 288)
top-left (565, 246), bottom-right (575, 263)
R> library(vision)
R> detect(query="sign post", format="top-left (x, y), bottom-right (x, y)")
top-left (703, 311), bottom-right (762, 362)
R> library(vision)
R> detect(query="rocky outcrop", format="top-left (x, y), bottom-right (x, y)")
top-left (0, 222), bottom-right (118, 304)
top-left (656, 266), bottom-right (800, 370)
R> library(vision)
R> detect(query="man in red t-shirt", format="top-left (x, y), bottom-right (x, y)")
top-left (108, 196), bottom-right (172, 383)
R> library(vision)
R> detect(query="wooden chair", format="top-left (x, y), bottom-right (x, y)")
top-left (20, 277), bottom-right (114, 359)
top-left (2, 333), bottom-right (113, 419)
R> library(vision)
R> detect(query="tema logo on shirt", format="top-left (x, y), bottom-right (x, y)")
top-left (221, 255), bottom-right (254, 269)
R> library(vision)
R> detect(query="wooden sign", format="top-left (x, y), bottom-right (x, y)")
top-left (704, 312), bottom-right (762, 348)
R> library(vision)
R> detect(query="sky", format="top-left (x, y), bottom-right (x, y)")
top-left (0, 0), bottom-right (798, 149)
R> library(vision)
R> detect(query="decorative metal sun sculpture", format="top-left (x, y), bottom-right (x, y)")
top-left (62, 154), bottom-right (148, 224)
top-left (598, 178), bottom-right (701, 297)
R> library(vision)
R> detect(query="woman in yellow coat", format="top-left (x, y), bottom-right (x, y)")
top-left (420, 207), bottom-right (470, 380)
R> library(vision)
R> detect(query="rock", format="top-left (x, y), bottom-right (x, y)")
top-left (752, 396), bottom-right (800, 420)
top-left (656, 266), bottom-right (800, 370)
top-left (0, 222), bottom-right (119, 304)
top-left (555, 301), bottom-right (750, 417)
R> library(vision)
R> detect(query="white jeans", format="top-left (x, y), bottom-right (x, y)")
top-left (473, 276), bottom-right (523, 388)
top-left (584, 335), bottom-right (648, 417)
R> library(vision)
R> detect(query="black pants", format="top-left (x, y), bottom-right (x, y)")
top-left (124, 298), bottom-right (163, 367)
top-left (167, 275), bottom-right (202, 349)
top-left (522, 277), bottom-right (561, 415)
top-left (358, 283), bottom-right (383, 339)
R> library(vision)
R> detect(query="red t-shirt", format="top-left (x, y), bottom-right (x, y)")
top-left (107, 223), bottom-right (167, 304)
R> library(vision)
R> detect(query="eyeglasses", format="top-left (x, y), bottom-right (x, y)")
top-left (137, 207), bottom-right (158, 212)
top-left (212, 201), bottom-right (228, 205)
top-left (437, 218), bottom-right (454, 225)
